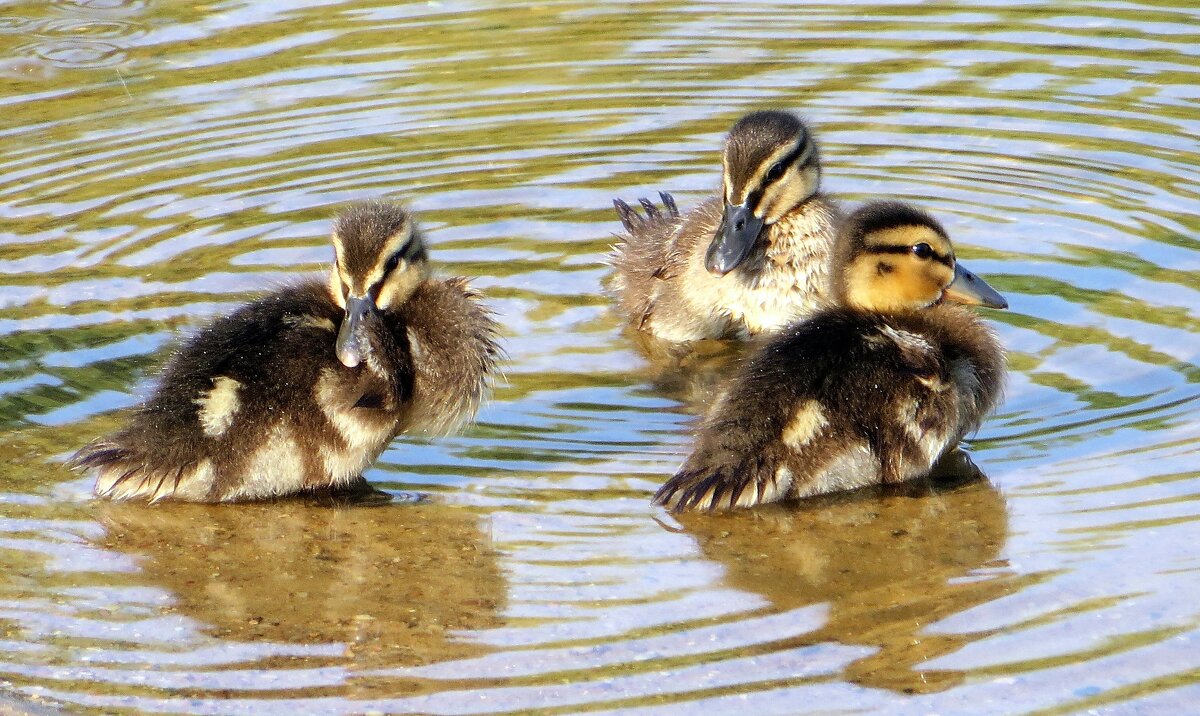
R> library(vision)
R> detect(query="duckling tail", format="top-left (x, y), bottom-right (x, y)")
top-left (654, 450), bottom-right (790, 512)
top-left (69, 440), bottom-right (210, 503)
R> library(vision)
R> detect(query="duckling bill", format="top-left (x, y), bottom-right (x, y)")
top-left (654, 201), bottom-right (1007, 511)
top-left (70, 201), bottom-right (501, 503)
top-left (610, 110), bottom-right (841, 341)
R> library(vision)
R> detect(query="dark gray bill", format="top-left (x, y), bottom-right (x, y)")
top-left (335, 295), bottom-right (374, 367)
top-left (944, 263), bottom-right (1008, 309)
top-left (705, 202), bottom-right (764, 276)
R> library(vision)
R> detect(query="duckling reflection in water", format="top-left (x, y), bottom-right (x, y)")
top-left (672, 471), bottom-right (1021, 694)
top-left (610, 110), bottom-right (842, 342)
top-left (655, 201), bottom-right (1008, 511)
top-left (93, 500), bottom-right (504, 667)
top-left (71, 201), bottom-right (501, 503)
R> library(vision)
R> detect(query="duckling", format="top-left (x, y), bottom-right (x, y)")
top-left (654, 201), bottom-right (1007, 511)
top-left (69, 201), bottom-right (501, 503)
top-left (610, 110), bottom-right (841, 341)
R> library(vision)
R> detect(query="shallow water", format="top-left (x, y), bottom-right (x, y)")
top-left (1, 0), bottom-right (1198, 713)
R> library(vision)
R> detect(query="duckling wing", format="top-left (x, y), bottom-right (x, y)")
top-left (609, 193), bottom-right (686, 329)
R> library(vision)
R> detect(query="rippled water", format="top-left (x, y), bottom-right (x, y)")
top-left (1, 1), bottom-right (1198, 713)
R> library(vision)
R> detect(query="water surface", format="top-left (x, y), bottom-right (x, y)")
top-left (0, 1), bottom-right (1198, 713)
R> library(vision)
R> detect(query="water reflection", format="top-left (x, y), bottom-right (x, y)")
top-left (673, 458), bottom-right (1022, 694)
top-left (93, 500), bottom-right (504, 668)
top-left (632, 333), bottom-right (743, 411)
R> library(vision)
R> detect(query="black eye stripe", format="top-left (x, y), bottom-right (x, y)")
top-left (383, 238), bottom-right (420, 272)
top-left (762, 141), bottom-right (810, 186)
top-left (870, 245), bottom-right (954, 266)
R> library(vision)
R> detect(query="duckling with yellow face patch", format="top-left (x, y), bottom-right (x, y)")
top-left (610, 110), bottom-right (841, 341)
top-left (70, 201), bottom-right (501, 503)
top-left (654, 201), bottom-right (1007, 511)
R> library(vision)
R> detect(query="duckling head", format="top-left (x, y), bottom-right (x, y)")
top-left (835, 201), bottom-right (1008, 313)
top-left (328, 201), bottom-right (430, 368)
top-left (706, 110), bottom-right (821, 276)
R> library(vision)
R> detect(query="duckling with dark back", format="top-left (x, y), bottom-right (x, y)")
top-left (610, 110), bottom-right (841, 341)
top-left (71, 201), bottom-right (501, 502)
top-left (655, 201), bottom-right (1008, 511)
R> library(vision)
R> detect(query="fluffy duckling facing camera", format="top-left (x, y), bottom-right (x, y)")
top-left (610, 110), bottom-right (841, 342)
top-left (71, 201), bottom-right (501, 503)
top-left (654, 201), bottom-right (1007, 512)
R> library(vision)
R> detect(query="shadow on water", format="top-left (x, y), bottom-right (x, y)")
top-left (670, 455), bottom-right (1032, 695)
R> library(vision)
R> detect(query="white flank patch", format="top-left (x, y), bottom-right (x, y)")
top-left (195, 376), bottom-right (241, 438)
top-left (734, 486), bottom-right (760, 509)
top-left (95, 467), bottom-right (146, 501)
top-left (801, 444), bottom-right (880, 498)
top-left (178, 460), bottom-right (216, 501)
top-left (149, 459), bottom-right (216, 503)
top-left (782, 400), bottom-right (829, 449)
top-left (762, 466), bottom-right (795, 504)
top-left (228, 424), bottom-right (306, 501)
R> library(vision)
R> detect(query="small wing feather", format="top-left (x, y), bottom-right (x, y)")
top-left (613, 193), bottom-right (680, 234)
top-left (658, 191), bottom-right (679, 220)
top-left (613, 198), bottom-right (641, 233)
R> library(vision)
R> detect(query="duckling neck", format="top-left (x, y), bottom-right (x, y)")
top-left (763, 197), bottom-right (837, 274)
top-left (711, 196), bottom-right (840, 333)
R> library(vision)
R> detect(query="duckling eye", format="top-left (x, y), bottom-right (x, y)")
top-left (383, 253), bottom-right (402, 274)
top-left (911, 243), bottom-right (934, 259)
top-left (764, 162), bottom-right (787, 183)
